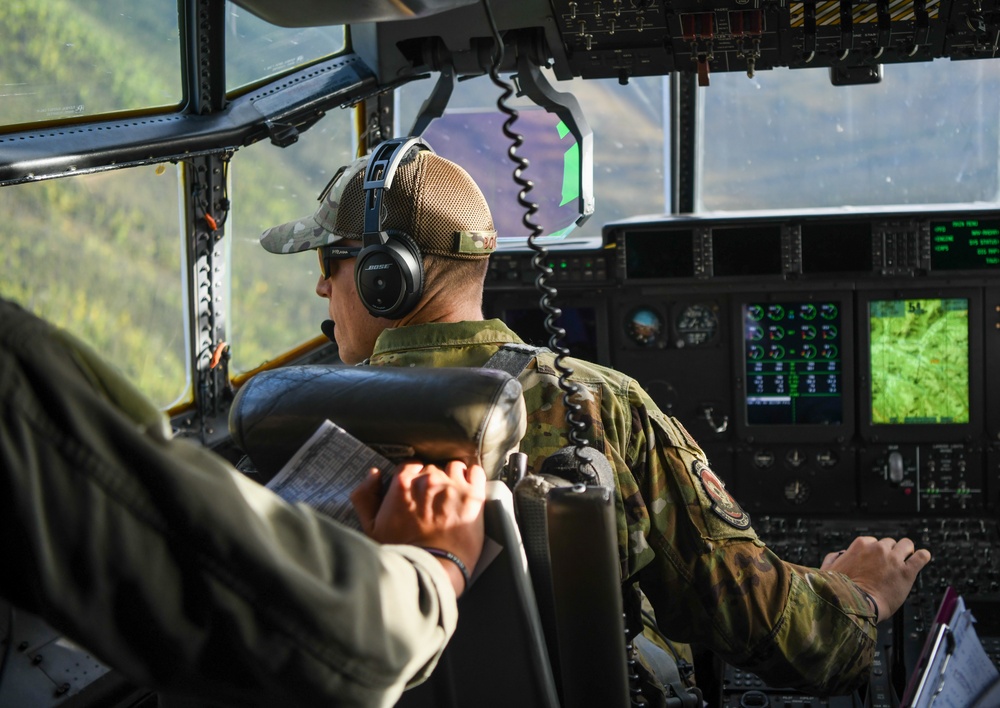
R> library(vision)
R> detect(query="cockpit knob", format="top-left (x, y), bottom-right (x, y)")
top-left (888, 451), bottom-right (905, 483)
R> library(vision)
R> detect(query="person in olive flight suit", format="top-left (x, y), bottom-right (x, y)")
top-left (0, 296), bottom-right (486, 708)
top-left (259, 139), bottom-right (932, 697)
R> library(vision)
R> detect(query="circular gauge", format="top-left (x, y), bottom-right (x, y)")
top-left (746, 304), bottom-right (764, 322)
top-left (784, 479), bottom-right (811, 505)
top-left (767, 304), bottom-right (786, 321)
top-left (675, 303), bottom-right (719, 347)
top-left (752, 449), bottom-right (776, 469)
top-left (820, 303), bottom-right (839, 320)
top-left (800, 304), bottom-right (818, 320)
top-left (626, 307), bottom-right (664, 347)
top-left (800, 324), bottom-right (817, 340)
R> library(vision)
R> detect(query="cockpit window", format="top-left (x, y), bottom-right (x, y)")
top-left (225, 2), bottom-right (346, 93)
top-left (228, 112), bottom-right (355, 374)
top-left (2, 0), bottom-right (183, 130)
top-left (399, 61), bottom-right (1000, 226)
top-left (0, 165), bottom-right (189, 409)
top-left (396, 73), bottom-right (669, 244)
top-left (699, 62), bottom-right (1000, 210)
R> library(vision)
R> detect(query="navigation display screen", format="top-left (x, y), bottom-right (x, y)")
top-left (743, 301), bottom-right (843, 425)
top-left (869, 298), bottom-right (970, 424)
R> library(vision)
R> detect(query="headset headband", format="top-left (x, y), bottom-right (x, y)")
top-left (361, 136), bottom-right (433, 248)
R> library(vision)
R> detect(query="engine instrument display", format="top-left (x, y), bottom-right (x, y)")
top-left (743, 300), bottom-right (844, 426)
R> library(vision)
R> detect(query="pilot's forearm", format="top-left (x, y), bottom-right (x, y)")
top-left (0, 300), bottom-right (457, 708)
top-left (634, 403), bottom-right (877, 695)
top-left (641, 536), bottom-right (877, 695)
top-left (759, 559), bottom-right (879, 692)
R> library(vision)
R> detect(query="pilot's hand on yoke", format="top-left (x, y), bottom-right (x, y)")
top-left (351, 461), bottom-right (487, 596)
top-left (821, 536), bottom-right (932, 623)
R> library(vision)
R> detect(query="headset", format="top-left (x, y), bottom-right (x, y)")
top-left (354, 136), bottom-right (433, 319)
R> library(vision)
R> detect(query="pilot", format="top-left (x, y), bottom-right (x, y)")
top-left (0, 296), bottom-right (486, 707)
top-left (260, 140), bottom-right (932, 697)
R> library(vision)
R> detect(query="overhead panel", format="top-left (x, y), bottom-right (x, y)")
top-left (545, 0), bottom-right (997, 83)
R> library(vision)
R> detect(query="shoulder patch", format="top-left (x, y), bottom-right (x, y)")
top-left (694, 460), bottom-right (751, 530)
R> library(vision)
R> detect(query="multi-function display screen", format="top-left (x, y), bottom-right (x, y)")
top-left (501, 306), bottom-right (599, 364)
top-left (930, 218), bottom-right (1000, 270)
top-left (742, 301), bottom-right (843, 425)
top-left (623, 229), bottom-right (696, 279)
top-left (713, 225), bottom-right (783, 276)
top-left (869, 298), bottom-right (970, 424)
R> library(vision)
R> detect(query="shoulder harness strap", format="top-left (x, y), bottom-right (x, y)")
top-left (481, 342), bottom-right (544, 378)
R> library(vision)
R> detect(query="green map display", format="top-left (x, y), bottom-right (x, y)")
top-left (869, 298), bottom-right (970, 424)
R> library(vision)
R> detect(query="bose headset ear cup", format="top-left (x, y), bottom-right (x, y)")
top-left (355, 137), bottom-right (433, 319)
top-left (354, 229), bottom-right (424, 319)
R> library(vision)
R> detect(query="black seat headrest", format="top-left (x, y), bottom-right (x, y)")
top-left (229, 365), bottom-right (526, 482)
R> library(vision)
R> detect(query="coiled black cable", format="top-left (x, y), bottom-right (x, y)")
top-left (481, 1), bottom-right (590, 457)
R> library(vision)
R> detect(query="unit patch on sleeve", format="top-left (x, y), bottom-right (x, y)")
top-left (694, 460), bottom-right (751, 530)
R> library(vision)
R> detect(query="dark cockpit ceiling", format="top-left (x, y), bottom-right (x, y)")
top-left (233, 0), bottom-right (1000, 86)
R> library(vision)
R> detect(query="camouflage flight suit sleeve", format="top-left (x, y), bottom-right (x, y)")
top-left (520, 354), bottom-right (877, 695)
top-left (635, 397), bottom-right (877, 694)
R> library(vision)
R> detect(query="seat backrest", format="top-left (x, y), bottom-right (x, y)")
top-left (229, 364), bottom-right (527, 483)
top-left (229, 364), bottom-right (561, 707)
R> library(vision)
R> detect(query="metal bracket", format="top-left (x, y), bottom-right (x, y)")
top-left (513, 38), bottom-right (595, 226)
top-left (409, 63), bottom-right (456, 137)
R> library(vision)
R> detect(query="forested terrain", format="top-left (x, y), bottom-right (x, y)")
top-left (0, 0), bottom-right (345, 407)
top-left (1, 1), bottom-right (188, 406)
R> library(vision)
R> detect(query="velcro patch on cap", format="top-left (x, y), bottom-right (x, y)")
top-left (694, 460), bottom-right (751, 529)
top-left (454, 230), bottom-right (497, 256)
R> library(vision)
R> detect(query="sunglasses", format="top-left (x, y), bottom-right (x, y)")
top-left (317, 244), bottom-right (362, 279)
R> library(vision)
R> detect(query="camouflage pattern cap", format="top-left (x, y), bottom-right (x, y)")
top-left (260, 144), bottom-right (498, 260)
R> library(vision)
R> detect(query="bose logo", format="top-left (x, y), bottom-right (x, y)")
top-left (365, 264), bottom-right (393, 271)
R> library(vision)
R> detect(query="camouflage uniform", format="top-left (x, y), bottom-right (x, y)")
top-left (369, 319), bottom-right (879, 696)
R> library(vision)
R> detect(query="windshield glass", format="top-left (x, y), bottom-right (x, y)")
top-left (699, 62), bottom-right (1000, 211)
top-left (397, 73), bottom-right (669, 244)
top-left (2, 0), bottom-right (182, 129)
top-left (225, 2), bottom-right (346, 92)
top-left (228, 114), bottom-right (355, 374)
top-left (0, 166), bottom-right (188, 408)
top-left (399, 61), bottom-right (1000, 232)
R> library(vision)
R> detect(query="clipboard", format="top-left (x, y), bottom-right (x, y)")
top-left (900, 586), bottom-right (999, 708)
top-left (900, 587), bottom-right (959, 707)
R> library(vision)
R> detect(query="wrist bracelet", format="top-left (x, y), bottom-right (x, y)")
top-left (860, 588), bottom-right (879, 623)
top-left (420, 547), bottom-right (470, 590)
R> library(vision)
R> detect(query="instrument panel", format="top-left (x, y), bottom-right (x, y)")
top-left (483, 205), bottom-right (1000, 705)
